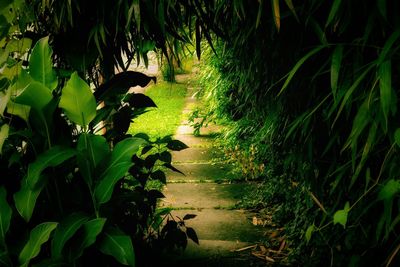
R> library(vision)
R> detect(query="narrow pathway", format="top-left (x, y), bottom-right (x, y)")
top-left (160, 75), bottom-right (265, 266)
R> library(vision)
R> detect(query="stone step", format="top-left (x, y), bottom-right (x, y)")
top-left (176, 124), bottom-right (223, 136)
top-left (173, 134), bottom-right (214, 148)
top-left (172, 147), bottom-right (225, 163)
top-left (160, 183), bottom-right (251, 209)
top-left (167, 163), bottom-right (239, 182)
top-left (170, 209), bottom-right (264, 243)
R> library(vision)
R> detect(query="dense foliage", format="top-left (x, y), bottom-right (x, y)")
top-left (194, 0), bottom-right (400, 266)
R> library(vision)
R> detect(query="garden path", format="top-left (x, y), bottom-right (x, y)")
top-left (159, 74), bottom-right (266, 266)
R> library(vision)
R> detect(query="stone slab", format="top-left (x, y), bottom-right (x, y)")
top-left (170, 209), bottom-right (264, 243)
top-left (172, 147), bottom-right (225, 163)
top-left (173, 134), bottom-right (214, 147)
top-left (166, 163), bottom-right (238, 182)
top-left (160, 183), bottom-right (250, 209)
top-left (176, 125), bottom-right (223, 136)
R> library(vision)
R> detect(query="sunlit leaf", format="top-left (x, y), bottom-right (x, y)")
top-left (0, 187), bottom-right (12, 246)
top-left (14, 81), bottom-right (52, 111)
top-left (0, 88), bottom-right (11, 117)
top-left (19, 222), bottom-right (58, 267)
top-left (0, 123), bottom-right (9, 154)
top-left (29, 36), bottom-right (57, 90)
top-left (333, 202), bottom-right (350, 228)
top-left (51, 213), bottom-right (89, 259)
top-left (98, 228), bottom-right (135, 266)
top-left (272, 0), bottom-right (280, 32)
top-left (378, 179), bottom-right (400, 201)
top-left (59, 72), bottom-right (96, 126)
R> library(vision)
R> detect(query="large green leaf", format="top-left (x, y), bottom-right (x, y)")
top-left (19, 222), bottom-right (58, 267)
top-left (0, 123), bottom-right (9, 154)
top-left (14, 176), bottom-right (46, 222)
top-left (77, 134), bottom-right (110, 187)
top-left (26, 146), bottom-right (76, 188)
top-left (379, 60), bottom-right (392, 132)
top-left (98, 228), bottom-right (135, 266)
top-left (0, 187), bottom-right (12, 246)
top-left (333, 202), bottom-right (350, 228)
top-left (59, 72), bottom-right (96, 126)
top-left (14, 81), bottom-right (53, 111)
top-left (67, 218), bottom-right (106, 260)
top-left (94, 137), bottom-right (146, 206)
top-left (29, 36), bottom-right (57, 90)
top-left (51, 213), bottom-right (89, 259)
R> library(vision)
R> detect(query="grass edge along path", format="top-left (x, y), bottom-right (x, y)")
top-left (128, 81), bottom-right (187, 140)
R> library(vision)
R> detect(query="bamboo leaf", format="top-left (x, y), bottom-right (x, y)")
top-left (326, 0), bottom-right (342, 28)
top-left (331, 45), bottom-right (343, 99)
top-left (256, 0), bottom-right (263, 28)
top-left (51, 213), bottom-right (89, 259)
top-left (0, 187), bottom-right (12, 246)
top-left (279, 46), bottom-right (325, 96)
top-left (19, 222), bottom-right (58, 267)
top-left (29, 37), bottom-right (57, 90)
top-left (377, 31), bottom-right (400, 65)
top-left (379, 60), bottom-right (392, 132)
top-left (305, 224), bottom-right (314, 243)
top-left (284, 0), bottom-right (298, 20)
top-left (59, 72), bottom-right (96, 126)
top-left (272, 0), bottom-right (280, 32)
top-left (98, 228), bottom-right (135, 266)
top-left (332, 64), bottom-right (374, 128)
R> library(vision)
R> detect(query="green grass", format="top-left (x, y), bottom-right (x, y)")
top-left (128, 81), bottom-right (187, 139)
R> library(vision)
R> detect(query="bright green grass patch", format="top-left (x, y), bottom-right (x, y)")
top-left (128, 81), bottom-right (187, 139)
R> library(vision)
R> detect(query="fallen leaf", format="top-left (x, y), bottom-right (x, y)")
top-left (252, 216), bottom-right (258, 226)
top-left (260, 245), bottom-right (267, 252)
top-left (266, 256), bottom-right (275, 262)
top-left (278, 240), bottom-right (286, 252)
top-left (234, 244), bottom-right (257, 252)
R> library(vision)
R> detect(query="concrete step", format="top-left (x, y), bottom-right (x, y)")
top-left (170, 209), bottom-right (264, 243)
top-left (167, 163), bottom-right (239, 182)
top-left (172, 147), bottom-right (225, 163)
top-left (160, 183), bottom-right (251, 209)
top-left (173, 134), bottom-right (214, 148)
top-left (176, 124), bottom-right (223, 136)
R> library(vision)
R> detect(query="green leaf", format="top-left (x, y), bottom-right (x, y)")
top-left (5, 38), bottom-right (31, 53)
top-left (98, 228), bottom-right (135, 266)
top-left (278, 46), bottom-right (325, 96)
top-left (6, 101), bottom-right (30, 122)
top-left (19, 222), bottom-right (58, 267)
top-left (331, 45), bottom-right (343, 99)
top-left (333, 202), bottom-right (350, 228)
top-left (14, 176), bottom-right (46, 222)
top-left (284, 0), bottom-right (298, 20)
top-left (0, 187), bottom-right (12, 246)
top-left (379, 60), bottom-right (392, 132)
top-left (377, 30), bottom-right (400, 65)
top-left (26, 146), bottom-right (76, 188)
top-left (305, 224), bottom-right (314, 243)
top-left (14, 81), bottom-right (53, 111)
top-left (77, 134), bottom-right (109, 187)
top-left (0, 123), bottom-right (9, 154)
top-left (167, 140), bottom-right (188, 151)
top-left (0, 251), bottom-right (11, 267)
top-left (326, 0), bottom-right (342, 28)
top-left (29, 36), bottom-right (57, 90)
top-left (394, 128), bottom-right (400, 147)
top-left (0, 87), bottom-right (11, 117)
top-left (59, 72), bottom-right (96, 126)
top-left (378, 179), bottom-right (400, 201)
top-left (67, 218), bottom-right (106, 260)
top-left (94, 161), bottom-right (133, 206)
top-left (377, 0), bottom-right (387, 18)
top-left (51, 213), bottom-right (89, 259)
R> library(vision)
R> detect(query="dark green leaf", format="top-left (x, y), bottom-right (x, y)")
top-left (126, 93), bottom-right (157, 108)
top-left (0, 187), bottom-right (12, 246)
top-left (98, 228), bottom-right (135, 266)
top-left (14, 176), bottom-right (46, 222)
top-left (305, 224), bottom-right (314, 243)
top-left (378, 180), bottom-right (400, 201)
top-left (183, 214), bottom-right (196, 220)
top-left (186, 227), bottom-right (199, 244)
top-left (51, 213), bottom-right (89, 259)
top-left (19, 222), bottom-right (58, 267)
top-left (0, 252), bottom-right (11, 267)
top-left (151, 170), bottom-right (166, 184)
top-left (331, 45), bottom-right (343, 99)
top-left (379, 60), bottom-right (392, 132)
top-left (167, 140), bottom-right (188, 151)
top-left (29, 36), bottom-right (57, 90)
top-left (59, 72), bottom-right (96, 126)
top-left (326, 0), bottom-right (342, 28)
